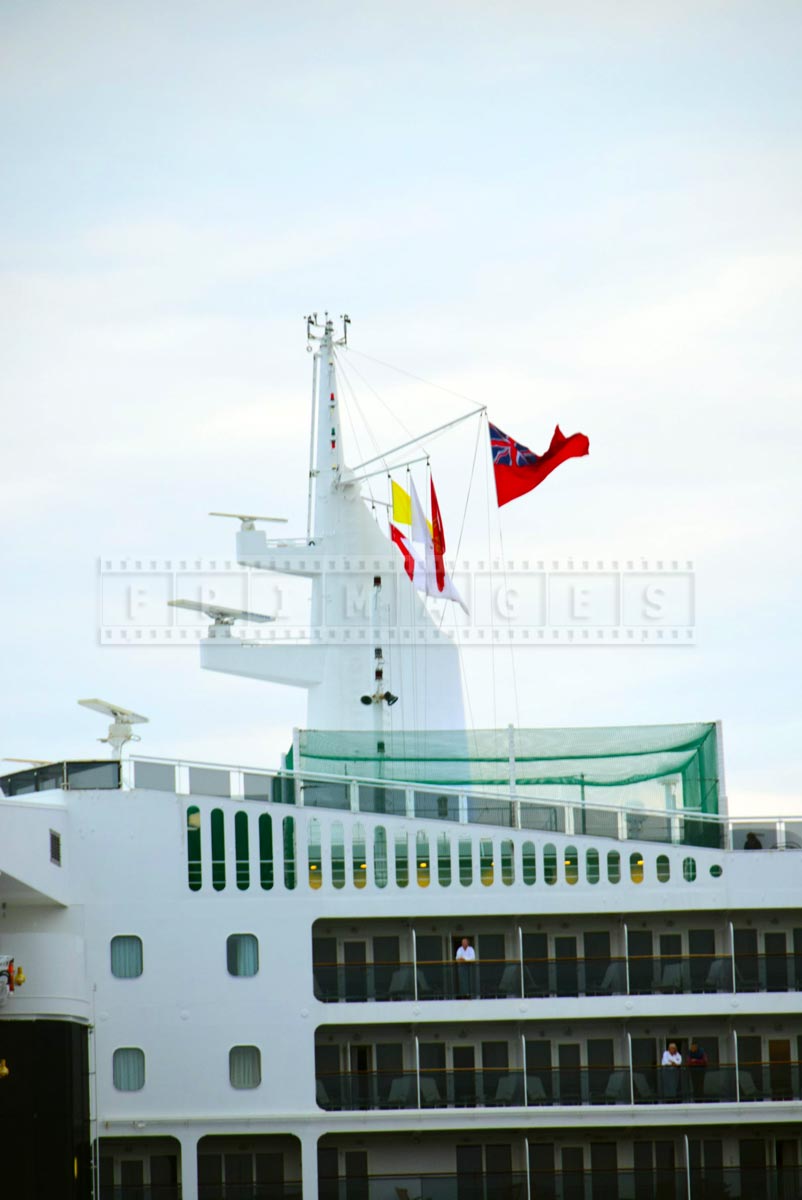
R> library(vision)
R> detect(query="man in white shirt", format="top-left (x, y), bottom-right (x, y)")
top-left (455, 937), bottom-right (476, 997)
top-left (455, 937), bottom-right (476, 964)
top-left (661, 1043), bottom-right (682, 1067)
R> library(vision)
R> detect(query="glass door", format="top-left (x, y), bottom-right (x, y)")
top-left (343, 940), bottom-right (367, 1002)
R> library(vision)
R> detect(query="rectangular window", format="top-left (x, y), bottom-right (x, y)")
top-left (229, 1045), bottom-right (261, 1089)
top-left (49, 829), bottom-right (61, 865)
top-left (190, 767), bottom-right (231, 798)
top-left (110, 935), bottom-right (143, 978)
top-left (135, 761), bottom-right (176, 792)
top-left (113, 1047), bottom-right (145, 1091)
top-left (226, 933), bottom-right (259, 977)
top-left (65, 761), bottom-right (121, 790)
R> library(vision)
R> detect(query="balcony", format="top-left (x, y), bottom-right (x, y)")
top-left (317, 1169), bottom-right (799, 1200)
top-left (313, 952), bottom-right (802, 1004)
top-left (316, 1061), bottom-right (802, 1112)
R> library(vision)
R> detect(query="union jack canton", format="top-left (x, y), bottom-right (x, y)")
top-left (489, 422), bottom-right (540, 467)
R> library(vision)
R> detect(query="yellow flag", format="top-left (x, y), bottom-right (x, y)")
top-left (392, 480), bottom-right (432, 533)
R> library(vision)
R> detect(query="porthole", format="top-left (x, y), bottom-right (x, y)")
top-left (709, 863), bottom-right (723, 878)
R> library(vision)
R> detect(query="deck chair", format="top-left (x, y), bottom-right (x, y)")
top-left (494, 1074), bottom-right (524, 1105)
top-left (419, 1076), bottom-right (442, 1107)
top-left (386, 1076), bottom-right (417, 1107)
top-left (603, 1070), bottom-right (631, 1103)
top-left (659, 962), bottom-right (691, 992)
top-left (738, 1071), bottom-right (760, 1100)
top-left (526, 1076), bottom-right (548, 1104)
top-left (704, 958), bottom-right (734, 992)
top-left (598, 962), bottom-right (626, 994)
top-left (632, 1072), bottom-right (655, 1101)
top-left (497, 964), bottom-right (522, 997)
top-left (387, 967), bottom-right (415, 1000)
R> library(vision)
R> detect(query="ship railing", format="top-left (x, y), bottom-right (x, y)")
top-left (315, 948), bottom-right (802, 1004)
top-left (317, 1165), bottom-right (792, 1200)
top-left (3, 753), bottom-right (799, 854)
top-left (316, 1061), bottom-right (802, 1113)
top-left (319, 1172), bottom-right (531, 1200)
top-left (123, 754), bottom-right (801, 852)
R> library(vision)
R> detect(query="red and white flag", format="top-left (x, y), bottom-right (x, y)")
top-left (390, 476), bottom-right (467, 613)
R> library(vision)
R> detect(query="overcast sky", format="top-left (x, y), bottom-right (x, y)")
top-left (2, 1), bottom-right (800, 815)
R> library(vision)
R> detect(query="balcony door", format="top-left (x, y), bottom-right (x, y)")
top-left (343, 941), bottom-right (368, 1002)
top-left (769, 1038), bottom-right (793, 1100)
top-left (344, 1150), bottom-right (368, 1200)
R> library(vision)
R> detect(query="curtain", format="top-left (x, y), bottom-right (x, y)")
top-left (229, 1045), bottom-right (261, 1089)
top-left (227, 934), bottom-right (258, 977)
top-left (113, 1047), bottom-right (145, 1091)
top-left (111, 936), bottom-right (143, 978)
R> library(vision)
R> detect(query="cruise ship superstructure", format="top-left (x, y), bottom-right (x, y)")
top-left (2, 317), bottom-right (802, 1200)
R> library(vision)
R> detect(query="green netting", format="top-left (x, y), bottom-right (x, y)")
top-left (298, 723), bottom-right (721, 815)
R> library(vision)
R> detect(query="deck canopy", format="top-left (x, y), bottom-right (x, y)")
top-left (298, 722), bottom-right (721, 816)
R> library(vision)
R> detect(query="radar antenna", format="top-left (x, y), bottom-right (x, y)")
top-left (77, 699), bottom-right (149, 760)
top-left (209, 512), bottom-right (287, 531)
top-left (168, 599), bottom-right (275, 631)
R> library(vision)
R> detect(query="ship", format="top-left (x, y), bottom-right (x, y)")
top-left (2, 315), bottom-right (801, 1200)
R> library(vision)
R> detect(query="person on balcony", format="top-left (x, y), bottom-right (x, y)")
top-left (661, 1042), bottom-right (682, 1100)
top-left (455, 937), bottom-right (476, 997)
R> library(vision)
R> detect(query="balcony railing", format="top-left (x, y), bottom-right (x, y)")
top-left (319, 1172), bottom-right (530, 1200)
top-left (316, 1061), bottom-right (802, 1112)
top-left (197, 1186), bottom-right (302, 1200)
top-left (317, 1166), bottom-right (801, 1200)
top-left (314, 951), bottom-right (802, 1003)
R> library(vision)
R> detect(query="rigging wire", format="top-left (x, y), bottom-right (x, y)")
top-left (335, 349), bottom-right (387, 466)
top-left (494, 482), bottom-right (522, 730)
top-left (347, 344), bottom-right (486, 411)
top-left (437, 411), bottom-right (483, 632)
top-left (483, 410), bottom-right (499, 731)
top-left (333, 351), bottom-right (383, 509)
top-left (339, 347), bottom-right (425, 451)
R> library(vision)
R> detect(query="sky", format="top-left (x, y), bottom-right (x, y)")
top-left (1, 1), bottom-right (801, 815)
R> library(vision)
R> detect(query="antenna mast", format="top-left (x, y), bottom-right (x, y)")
top-left (303, 312), bottom-right (350, 541)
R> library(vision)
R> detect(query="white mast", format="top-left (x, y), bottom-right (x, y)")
top-left (197, 313), bottom-right (466, 734)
